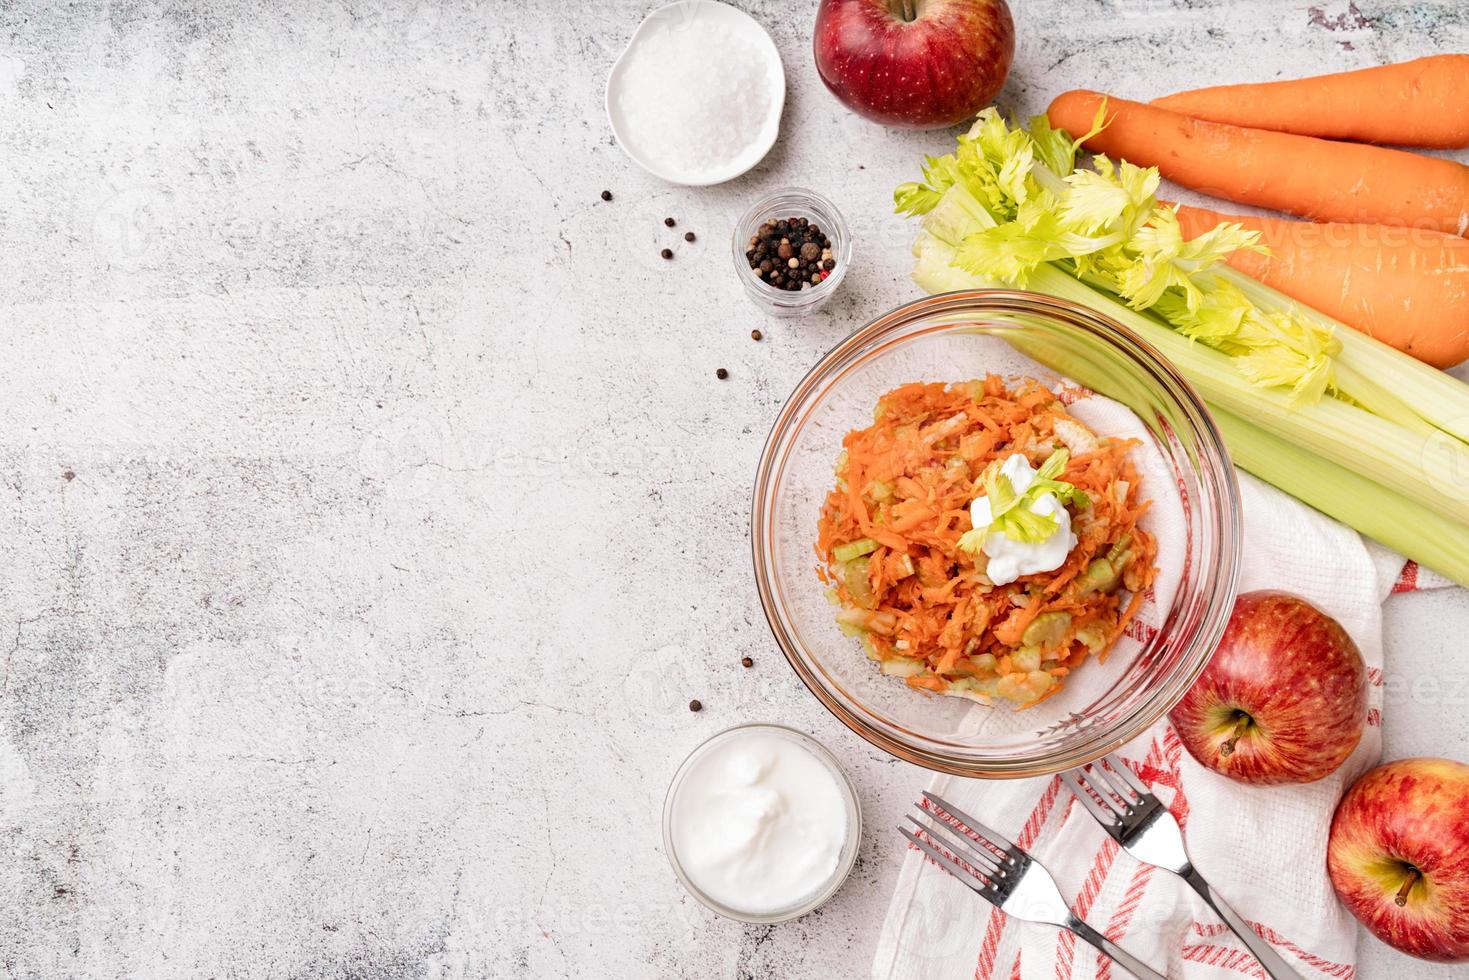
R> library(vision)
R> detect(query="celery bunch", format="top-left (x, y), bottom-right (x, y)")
top-left (894, 110), bottom-right (1469, 585)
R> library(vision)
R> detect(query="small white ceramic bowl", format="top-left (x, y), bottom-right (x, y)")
top-left (606, 0), bottom-right (785, 186)
top-left (663, 723), bottom-right (861, 922)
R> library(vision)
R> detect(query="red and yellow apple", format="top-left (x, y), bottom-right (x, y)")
top-left (812, 0), bottom-right (1014, 129)
top-left (1328, 757), bottom-right (1469, 961)
top-left (1169, 591), bottom-right (1366, 784)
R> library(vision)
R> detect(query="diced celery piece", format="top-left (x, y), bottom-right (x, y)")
top-left (844, 556), bottom-right (876, 609)
top-left (1022, 611), bottom-right (1071, 649)
top-left (1012, 646), bottom-right (1043, 672)
top-left (880, 658), bottom-right (926, 678)
top-left (833, 537), bottom-right (881, 563)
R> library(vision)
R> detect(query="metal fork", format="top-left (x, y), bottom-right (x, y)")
top-left (901, 791), bottom-right (1165, 980)
top-left (1062, 755), bottom-right (1302, 980)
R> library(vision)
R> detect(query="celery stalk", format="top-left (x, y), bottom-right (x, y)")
top-left (951, 280), bottom-right (1469, 585)
top-left (1330, 360), bottom-right (1437, 437)
top-left (1220, 266), bottom-right (1469, 445)
top-left (915, 221), bottom-right (1469, 525)
top-left (1025, 151), bottom-right (1448, 435)
top-left (1014, 262), bottom-right (1469, 525)
top-left (1212, 407), bottom-right (1469, 588)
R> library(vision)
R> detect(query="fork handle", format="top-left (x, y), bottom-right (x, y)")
top-left (1181, 868), bottom-right (1303, 980)
top-left (1065, 916), bottom-right (1167, 980)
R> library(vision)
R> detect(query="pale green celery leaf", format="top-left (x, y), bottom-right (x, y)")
top-left (986, 468), bottom-right (1019, 517)
top-left (1235, 306), bottom-right (1338, 403)
top-left (956, 527), bottom-right (988, 554)
top-left (955, 223), bottom-right (1065, 286)
top-left (1034, 448), bottom-right (1069, 481)
top-left (995, 140), bottom-right (1034, 208)
top-left (1237, 344), bottom-right (1333, 404)
top-left (1154, 285), bottom-right (1249, 346)
top-left (1155, 276), bottom-right (1338, 404)
top-left (957, 108), bottom-right (1037, 217)
top-left (1059, 169), bottom-right (1133, 233)
top-left (957, 192), bottom-right (1122, 287)
top-left (1103, 158), bottom-right (1162, 213)
top-left (1121, 207), bottom-right (1262, 312)
top-left (1027, 114), bottom-right (1079, 177)
top-left (893, 151), bottom-right (963, 216)
top-left (895, 181), bottom-right (943, 217)
top-left (1001, 508), bottom-right (1061, 544)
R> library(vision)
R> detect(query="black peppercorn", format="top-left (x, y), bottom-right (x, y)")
top-left (660, 248), bottom-right (673, 260)
top-left (745, 214), bottom-right (837, 287)
top-left (684, 231), bottom-right (695, 242)
top-left (688, 699), bottom-right (702, 712)
top-left (664, 217), bottom-right (676, 227)
top-left (600, 189), bottom-right (612, 201)
top-left (741, 656), bottom-right (753, 668)
top-left (715, 368), bottom-right (728, 380)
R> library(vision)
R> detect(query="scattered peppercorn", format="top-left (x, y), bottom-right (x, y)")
top-left (600, 189), bottom-right (612, 201)
top-left (745, 216), bottom-right (836, 291)
top-left (750, 329), bottom-right (762, 341)
top-left (741, 656), bottom-right (754, 668)
top-left (684, 231), bottom-right (696, 242)
top-left (715, 367), bottom-right (728, 380)
top-left (660, 248), bottom-right (673, 260)
top-left (664, 216), bottom-right (676, 227)
top-left (688, 699), bottom-right (702, 712)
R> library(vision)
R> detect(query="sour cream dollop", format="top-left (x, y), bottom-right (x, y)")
top-left (969, 453), bottom-right (1078, 587)
top-left (669, 730), bottom-right (849, 915)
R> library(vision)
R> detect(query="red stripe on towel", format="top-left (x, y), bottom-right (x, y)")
top-left (973, 776), bottom-right (1067, 980)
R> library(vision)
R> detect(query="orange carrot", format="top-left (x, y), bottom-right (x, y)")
top-left (1047, 89), bottom-right (1469, 237)
top-left (1153, 56), bottom-right (1469, 149)
top-left (1173, 203), bottom-right (1469, 368)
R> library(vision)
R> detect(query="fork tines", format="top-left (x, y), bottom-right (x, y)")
top-left (1061, 753), bottom-right (1151, 828)
top-left (900, 792), bottom-right (1019, 896)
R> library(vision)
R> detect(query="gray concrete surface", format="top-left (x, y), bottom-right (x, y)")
top-left (2, 1), bottom-right (1467, 977)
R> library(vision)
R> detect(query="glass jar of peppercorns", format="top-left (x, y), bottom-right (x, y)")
top-left (732, 188), bottom-right (851, 318)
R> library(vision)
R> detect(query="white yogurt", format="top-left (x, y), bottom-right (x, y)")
top-left (668, 729), bottom-right (850, 915)
top-left (969, 453), bottom-right (1078, 586)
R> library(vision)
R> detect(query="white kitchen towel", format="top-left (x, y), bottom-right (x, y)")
top-left (873, 472), bottom-right (1407, 980)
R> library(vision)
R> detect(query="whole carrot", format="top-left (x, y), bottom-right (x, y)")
top-left (1154, 56), bottom-right (1469, 149)
top-left (1047, 90), bottom-right (1469, 237)
top-left (1174, 203), bottom-right (1469, 368)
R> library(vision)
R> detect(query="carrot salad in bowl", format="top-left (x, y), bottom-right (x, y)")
top-left (815, 376), bottom-right (1158, 708)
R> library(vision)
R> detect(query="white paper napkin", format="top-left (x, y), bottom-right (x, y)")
top-left (874, 472), bottom-right (1410, 980)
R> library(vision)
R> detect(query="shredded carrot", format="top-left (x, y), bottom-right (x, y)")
top-left (816, 377), bottom-right (1158, 709)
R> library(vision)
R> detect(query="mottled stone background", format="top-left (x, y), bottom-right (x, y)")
top-left (2, 1), bottom-right (1468, 977)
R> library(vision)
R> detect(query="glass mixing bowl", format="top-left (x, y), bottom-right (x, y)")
top-left (751, 290), bottom-right (1241, 778)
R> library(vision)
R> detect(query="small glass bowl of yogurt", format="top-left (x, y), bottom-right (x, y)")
top-left (733, 188), bottom-right (852, 318)
top-left (663, 723), bottom-right (861, 922)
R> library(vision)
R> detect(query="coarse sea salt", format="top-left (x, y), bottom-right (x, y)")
top-left (615, 16), bottom-right (775, 178)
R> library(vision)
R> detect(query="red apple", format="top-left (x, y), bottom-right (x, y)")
top-left (813, 0), bottom-right (1014, 129)
top-left (1168, 591), bottom-right (1366, 784)
top-left (1328, 758), bottom-right (1469, 961)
